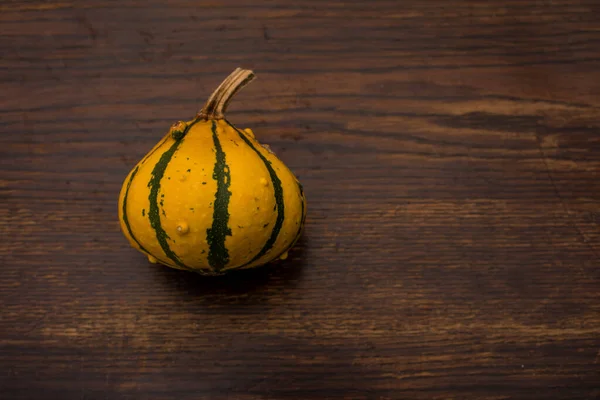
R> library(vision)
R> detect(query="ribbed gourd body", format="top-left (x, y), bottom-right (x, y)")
top-left (118, 117), bottom-right (306, 275)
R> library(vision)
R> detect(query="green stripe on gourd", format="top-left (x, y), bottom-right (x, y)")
top-left (122, 166), bottom-right (155, 258)
top-left (206, 120), bottom-right (232, 271)
top-left (273, 181), bottom-right (305, 260)
top-left (148, 118), bottom-right (200, 270)
top-left (227, 120), bottom-right (285, 267)
top-left (290, 181), bottom-right (306, 246)
top-left (146, 118), bottom-right (202, 271)
top-left (147, 137), bottom-right (189, 270)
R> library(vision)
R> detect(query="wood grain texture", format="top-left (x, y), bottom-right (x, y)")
top-left (1, 1), bottom-right (600, 399)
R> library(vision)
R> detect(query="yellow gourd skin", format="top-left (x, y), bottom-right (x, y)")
top-left (118, 70), bottom-right (306, 275)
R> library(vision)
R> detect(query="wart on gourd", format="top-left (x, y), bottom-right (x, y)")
top-left (118, 68), bottom-right (307, 275)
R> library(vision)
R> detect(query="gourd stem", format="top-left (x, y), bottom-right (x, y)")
top-left (198, 68), bottom-right (255, 120)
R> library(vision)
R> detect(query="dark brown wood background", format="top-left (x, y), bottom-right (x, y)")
top-left (1, 1), bottom-right (600, 399)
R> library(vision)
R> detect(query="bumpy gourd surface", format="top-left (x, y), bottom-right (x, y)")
top-left (118, 118), bottom-right (306, 274)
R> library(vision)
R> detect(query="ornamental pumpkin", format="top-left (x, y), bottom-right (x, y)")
top-left (118, 68), bottom-right (306, 275)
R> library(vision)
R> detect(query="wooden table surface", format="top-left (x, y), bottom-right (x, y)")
top-left (2, 1), bottom-right (600, 399)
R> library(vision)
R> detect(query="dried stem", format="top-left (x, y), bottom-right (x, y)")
top-left (198, 68), bottom-right (255, 120)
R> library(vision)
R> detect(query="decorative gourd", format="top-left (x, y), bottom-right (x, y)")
top-left (118, 68), bottom-right (306, 275)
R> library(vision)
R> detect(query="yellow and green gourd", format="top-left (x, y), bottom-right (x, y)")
top-left (118, 68), bottom-right (306, 275)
